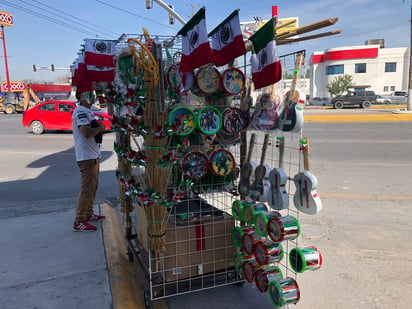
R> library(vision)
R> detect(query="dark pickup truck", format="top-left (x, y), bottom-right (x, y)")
top-left (331, 91), bottom-right (377, 109)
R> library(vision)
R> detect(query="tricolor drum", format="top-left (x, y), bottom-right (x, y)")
top-left (253, 210), bottom-right (281, 237)
top-left (254, 265), bottom-right (283, 293)
top-left (268, 215), bottom-right (300, 242)
top-left (289, 246), bottom-right (323, 273)
top-left (242, 231), bottom-right (266, 256)
top-left (231, 200), bottom-right (254, 221)
top-left (254, 241), bottom-right (284, 265)
top-left (233, 251), bottom-right (254, 274)
top-left (242, 258), bottom-right (261, 283)
top-left (231, 225), bottom-right (254, 248)
top-left (268, 277), bottom-right (300, 307)
top-left (243, 202), bottom-right (267, 225)
top-left (168, 106), bottom-right (196, 135)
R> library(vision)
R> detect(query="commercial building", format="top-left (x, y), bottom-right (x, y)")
top-left (309, 40), bottom-right (409, 99)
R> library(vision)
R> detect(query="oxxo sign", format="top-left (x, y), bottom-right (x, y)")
top-left (2, 81), bottom-right (26, 92)
top-left (0, 11), bottom-right (13, 27)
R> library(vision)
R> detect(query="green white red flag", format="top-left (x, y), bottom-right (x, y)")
top-left (249, 18), bottom-right (282, 89)
top-left (177, 7), bottom-right (213, 72)
top-left (209, 9), bottom-right (246, 67)
top-left (84, 39), bottom-right (116, 67)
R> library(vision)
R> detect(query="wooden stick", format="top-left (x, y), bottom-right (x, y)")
top-left (277, 29), bottom-right (342, 45)
top-left (276, 17), bottom-right (339, 40)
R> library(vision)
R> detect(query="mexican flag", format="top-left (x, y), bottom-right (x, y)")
top-left (177, 7), bottom-right (213, 72)
top-left (249, 18), bottom-right (282, 89)
top-left (86, 65), bottom-right (115, 82)
top-left (84, 39), bottom-right (116, 67)
top-left (209, 9), bottom-right (246, 67)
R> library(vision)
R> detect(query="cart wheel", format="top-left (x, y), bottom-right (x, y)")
top-left (144, 290), bottom-right (152, 309)
top-left (126, 246), bottom-right (134, 262)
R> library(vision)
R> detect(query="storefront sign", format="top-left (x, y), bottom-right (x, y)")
top-left (0, 11), bottom-right (13, 27)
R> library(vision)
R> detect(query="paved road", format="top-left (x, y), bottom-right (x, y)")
top-left (1, 111), bottom-right (412, 308)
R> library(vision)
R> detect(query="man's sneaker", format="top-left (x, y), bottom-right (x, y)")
top-left (86, 213), bottom-right (106, 222)
top-left (73, 221), bottom-right (97, 232)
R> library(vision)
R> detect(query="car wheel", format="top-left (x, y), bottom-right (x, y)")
top-left (4, 104), bottom-right (15, 114)
top-left (31, 120), bottom-right (44, 135)
top-left (362, 101), bottom-right (372, 109)
top-left (333, 101), bottom-right (343, 109)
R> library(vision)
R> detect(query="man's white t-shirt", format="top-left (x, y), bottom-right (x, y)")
top-left (72, 105), bottom-right (100, 162)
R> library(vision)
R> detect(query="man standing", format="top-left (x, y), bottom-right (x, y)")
top-left (72, 91), bottom-right (106, 232)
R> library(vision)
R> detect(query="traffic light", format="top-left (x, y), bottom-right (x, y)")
top-left (145, 0), bottom-right (153, 9)
top-left (51, 64), bottom-right (55, 71)
top-left (168, 5), bottom-right (175, 25)
top-left (32, 64), bottom-right (36, 72)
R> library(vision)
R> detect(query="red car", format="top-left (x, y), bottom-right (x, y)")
top-left (22, 100), bottom-right (112, 134)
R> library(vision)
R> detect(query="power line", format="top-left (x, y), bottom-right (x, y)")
top-left (27, 0), bottom-right (119, 37)
top-left (2, 0), bottom-right (110, 37)
top-left (95, 0), bottom-right (177, 31)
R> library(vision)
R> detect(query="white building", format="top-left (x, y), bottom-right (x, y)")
top-left (309, 42), bottom-right (409, 98)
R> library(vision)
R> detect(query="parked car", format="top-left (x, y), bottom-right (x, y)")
top-left (376, 95), bottom-right (392, 104)
top-left (22, 100), bottom-right (112, 134)
top-left (308, 97), bottom-right (331, 106)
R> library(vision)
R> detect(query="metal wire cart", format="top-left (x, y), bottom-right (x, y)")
top-left (104, 25), bottom-right (326, 307)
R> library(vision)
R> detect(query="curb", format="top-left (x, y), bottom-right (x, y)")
top-left (100, 203), bottom-right (146, 309)
top-left (304, 113), bottom-right (412, 122)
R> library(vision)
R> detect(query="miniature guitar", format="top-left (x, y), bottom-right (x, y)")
top-left (238, 133), bottom-right (256, 196)
top-left (249, 134), bottom-right (270, 201)
top-left (240, 79), bottom-right (254, 128)
top-left (293, 137), bottom-right (322, 215)
top-left (267, 136), bottom-right (289, 210)
top-left (251, 84), bottom-right (281, 132)
top-left (278, 52), bottom-right (305, 132)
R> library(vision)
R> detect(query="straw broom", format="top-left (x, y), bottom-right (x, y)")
top-left (128, 35), bottom-right (170, 253)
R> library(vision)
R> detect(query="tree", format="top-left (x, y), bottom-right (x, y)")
top-left (326, 74), bottom-right (353, 97)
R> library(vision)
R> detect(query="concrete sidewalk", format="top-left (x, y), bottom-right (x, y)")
top-left (0, 201), bottom-right (112, 309)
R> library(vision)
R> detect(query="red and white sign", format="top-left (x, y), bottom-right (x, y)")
top-left (2, 81), bottom-right (26, 92)
top-left (0, 11), bottom-right (13, 27)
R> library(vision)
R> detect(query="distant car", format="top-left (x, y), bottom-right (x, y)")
top-left (308, 97), bottom-right (331, 106)
top-left (376, 95), bottom-right (392, 104)
top-left (22, 100), bottom-right (112, 134)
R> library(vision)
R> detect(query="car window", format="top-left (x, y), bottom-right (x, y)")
top-left (38, 103), bottom-right (55, 111)
top-left (59, 103), bottom-right (73, 112)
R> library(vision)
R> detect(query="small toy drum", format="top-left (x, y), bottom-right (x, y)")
top-left (243, 202), bottom-right (267, 225)
top-left (165, 64), bottom-right (181, 91)
top-left (168, 106), bottom-right (196, 135)
top-left (254, 265), bottom-right (283, 293)
top-left (289, 246), bottom-right (323, 273)
top-left (181, 151), bottom-right (209, 180)
top-left (242, 231), bottom-right (266, 256)
top-left (231, 200), bottom-right (254, 221)
top-left (233, 251), bottom-right (254, 274)
top-left (254, 241), bottom-right (284, 265)
top-left (268, 215), bottom-right (300, 242)
top-left (192, 66), bottom-right (220, 96)
top-left (253, 211), bottom-right (281, 237)
top-left (221, 107), bottom-right (248, 135)
top-left (220, 67), bottom-right (245, 96)
top-left (180, 71), bottom-right (195, 93)
top-left (232, 225), bottom-right (254, 248)
top-left (242, 258), bottom-right (261, 283)
top-left (268, 277), bottom-right (300, 307)
top-left (196, 106), bottom-right (222, 135)
top-left (209, 149), bottom-right (235, 177)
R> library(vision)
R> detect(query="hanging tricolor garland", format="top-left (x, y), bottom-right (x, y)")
top-left (209, 9), bottom-right (246, 67)
top-left (249, 18), bottom-right (282, 90)
top-left (177, 7), bottom-right (213, 72)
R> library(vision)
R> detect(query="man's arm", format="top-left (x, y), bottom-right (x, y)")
top-left (79, 123), bottom-right (106, 138)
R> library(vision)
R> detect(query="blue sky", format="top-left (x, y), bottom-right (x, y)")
top-left (0, 0), bottom-right (410, 83)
